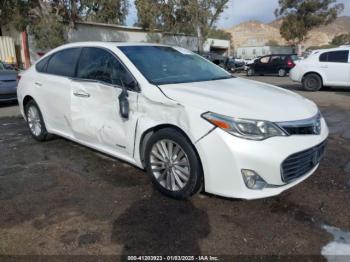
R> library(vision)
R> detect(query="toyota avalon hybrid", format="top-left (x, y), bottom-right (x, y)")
top-left (17, 42), bottom-right (328, 199)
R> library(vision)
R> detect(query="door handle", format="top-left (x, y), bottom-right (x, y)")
top-left (35, 82), bottom-right (42, 87)
top-left (73, 90), bottom-right (90, 98)
top-left (320, 65), bottom-right (328, 69)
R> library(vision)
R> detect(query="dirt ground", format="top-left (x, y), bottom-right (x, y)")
top-left (0, 75), bottom-right (350, 260)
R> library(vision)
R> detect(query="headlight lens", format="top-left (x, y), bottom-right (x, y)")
top-left (202, 112), bottom-right (287, 140)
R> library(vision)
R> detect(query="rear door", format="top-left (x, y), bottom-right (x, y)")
top-left (269, 55), bottom-right (283, 74)
top-left (71, 47), bottom-right (139, 157)
top-left (34, 48), bottom-right (82, 136)
top-left (319, 50), bottom-right (350, 86)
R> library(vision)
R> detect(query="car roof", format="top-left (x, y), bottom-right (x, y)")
top-left (312, 46), bottom-right (350, 53)
top-left (54, 41), bottom-right (170, 50)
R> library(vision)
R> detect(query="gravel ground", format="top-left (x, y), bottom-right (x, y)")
top-left (0, 76), bottom-right (349, 260)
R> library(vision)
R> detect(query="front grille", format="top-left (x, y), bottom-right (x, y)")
top-left (281, 140), bottom-right (327, 183)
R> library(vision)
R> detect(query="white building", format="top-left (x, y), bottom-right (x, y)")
top-left (236, 45), bottom-right (295, 59)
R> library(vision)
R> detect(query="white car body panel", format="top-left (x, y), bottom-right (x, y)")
top-left (290, 46), bottom-right (350, 87)
top-left (17, 42), bottom-right (329, 199)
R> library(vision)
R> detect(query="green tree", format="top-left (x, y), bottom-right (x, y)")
top-left (331, 33), bottom-right (350, 46)
top-left (275, 0), bottom-right (344, 54)
top-left (135, 0), bottom-right (229, 53)
top-left (1, 0), bottom-right (130, 50)
top-left (207, 28), bottom-right (231, 40)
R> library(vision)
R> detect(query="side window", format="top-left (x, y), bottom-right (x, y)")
top-left (320, 51), bottom-right (349, 63)
top-left (77, 47), bottom-right (136, 89)
top-left (46, 48), bottom-right (81, 77)
top-left (260, 56), bottom-right (270, 64)
top-left (319, 52), bottom-right (328, 62)
top-left (35, 56), bottom-right (50, 73)
top-left (270, 56), bottom-right (281, 63)
top-left (328, 51), bottom-right (349, 63)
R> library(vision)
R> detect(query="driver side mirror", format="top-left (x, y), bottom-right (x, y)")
top-left (118, 80), bottom-right (129, 119)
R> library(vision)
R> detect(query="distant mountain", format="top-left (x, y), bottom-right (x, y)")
top-left (224, 16), bottom-right (350, 49)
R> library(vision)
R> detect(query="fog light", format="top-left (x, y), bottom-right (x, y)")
top-left (241, 169), bottom-right (267, 190)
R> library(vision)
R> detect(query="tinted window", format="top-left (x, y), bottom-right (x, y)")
top-left (77, 47), bottom-right (135, 88)
top-left (328, 51), bottom-right (349, 63)
top-left (319, 52), bottom-right (328, 62)
top-left (46, 48), bottom-right (81, 77)
top-left (319, 51), bottom-right (349, 63)
top-left (35, 56), bottom-right (50, 73)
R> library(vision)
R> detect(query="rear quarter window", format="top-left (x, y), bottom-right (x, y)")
top-left (35, 56), bottom-right (50, 73)
top-left (319, 51), bottom-right (349, 63)
top-left (46, 48), bottom-right (82, 77)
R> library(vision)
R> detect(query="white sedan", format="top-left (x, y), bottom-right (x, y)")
top-left (17, 42), bottom-right (328, 199)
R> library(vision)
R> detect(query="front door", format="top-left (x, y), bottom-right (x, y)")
top-left (70, 47), bottom-right (139, 157)
top-left (254, 56), bottom-right (271, 74)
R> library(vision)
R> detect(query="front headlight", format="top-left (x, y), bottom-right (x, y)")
top-left (202, 112), bottom-right (287, 140)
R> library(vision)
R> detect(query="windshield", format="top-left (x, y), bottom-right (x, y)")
top-left (119, 46), bottom-right (232, 85)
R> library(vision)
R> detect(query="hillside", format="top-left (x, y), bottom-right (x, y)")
top-left (224, 16), bottom-right (350, 49)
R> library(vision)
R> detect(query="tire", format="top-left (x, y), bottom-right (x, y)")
top-left (247, 68), bottom-right (255, 77)
top-left (278, 68), bottom-right (286, 77)
top-left (145, 128), bottom-right (203, 199)
top-left (302, 73), bottom-right (323, 91)
top-left (25, 100), bottom-right (52, 141)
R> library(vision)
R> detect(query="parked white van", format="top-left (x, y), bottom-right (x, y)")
top-left (290, 46), bottom-right (350, 91)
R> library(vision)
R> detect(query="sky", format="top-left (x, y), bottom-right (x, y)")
top-left (125, 0), bottom-right (350, 29)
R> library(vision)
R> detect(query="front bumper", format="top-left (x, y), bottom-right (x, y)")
top-left (0, 93), bottom-right (17, 102)
top-left (195, 117), bottom-right (329, 199)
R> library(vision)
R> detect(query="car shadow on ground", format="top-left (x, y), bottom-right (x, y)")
top-left (111, 192), bottom-right (210, 256)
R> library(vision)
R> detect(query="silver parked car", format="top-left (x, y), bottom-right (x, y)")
top-left (0, 61), bottom-right (18, 102)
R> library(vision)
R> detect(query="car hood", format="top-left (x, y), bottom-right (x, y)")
top-left (159, 77), bottom-right (318, 122)
top-left (0, 70), bottom-right (17, 81)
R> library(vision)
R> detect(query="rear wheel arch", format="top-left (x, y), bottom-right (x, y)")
top-left (302, 72), bottom-right (324, 84)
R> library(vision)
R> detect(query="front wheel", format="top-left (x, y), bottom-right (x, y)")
top-left (247, 68), bottom-right (255, 76)
top-left (145, 128), bottom-right (203, 199)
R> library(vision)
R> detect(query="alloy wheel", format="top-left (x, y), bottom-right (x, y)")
top-left (150, 139), bottom-right (191, 192)
top-left (27, 105), bottom-right (42, 136)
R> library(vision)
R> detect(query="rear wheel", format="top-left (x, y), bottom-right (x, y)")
top-left (145, 128), bottom-right (203, 199)
top-left (25, 100), bottom-right (52, 141)
top-left (278, 68), bottom-right (286, 77)
top-left (302, 73), bottom-right (323, 91)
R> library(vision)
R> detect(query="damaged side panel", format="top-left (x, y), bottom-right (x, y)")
top-left (132, 93), bottom-right (214, 168)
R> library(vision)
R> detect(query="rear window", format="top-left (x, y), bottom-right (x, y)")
top-left (319, 51), bottom-right (349, 63)
top-left (46, 48), bottom-right (81, 77)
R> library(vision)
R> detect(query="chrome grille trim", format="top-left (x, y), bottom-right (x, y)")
top-left (277, 113), bottom-right (321, 135)
top-left (281, 140), bottom-right (327, 183)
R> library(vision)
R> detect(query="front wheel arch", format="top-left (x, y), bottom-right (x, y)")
top-left (139, 124), bottom-right (198, 167)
